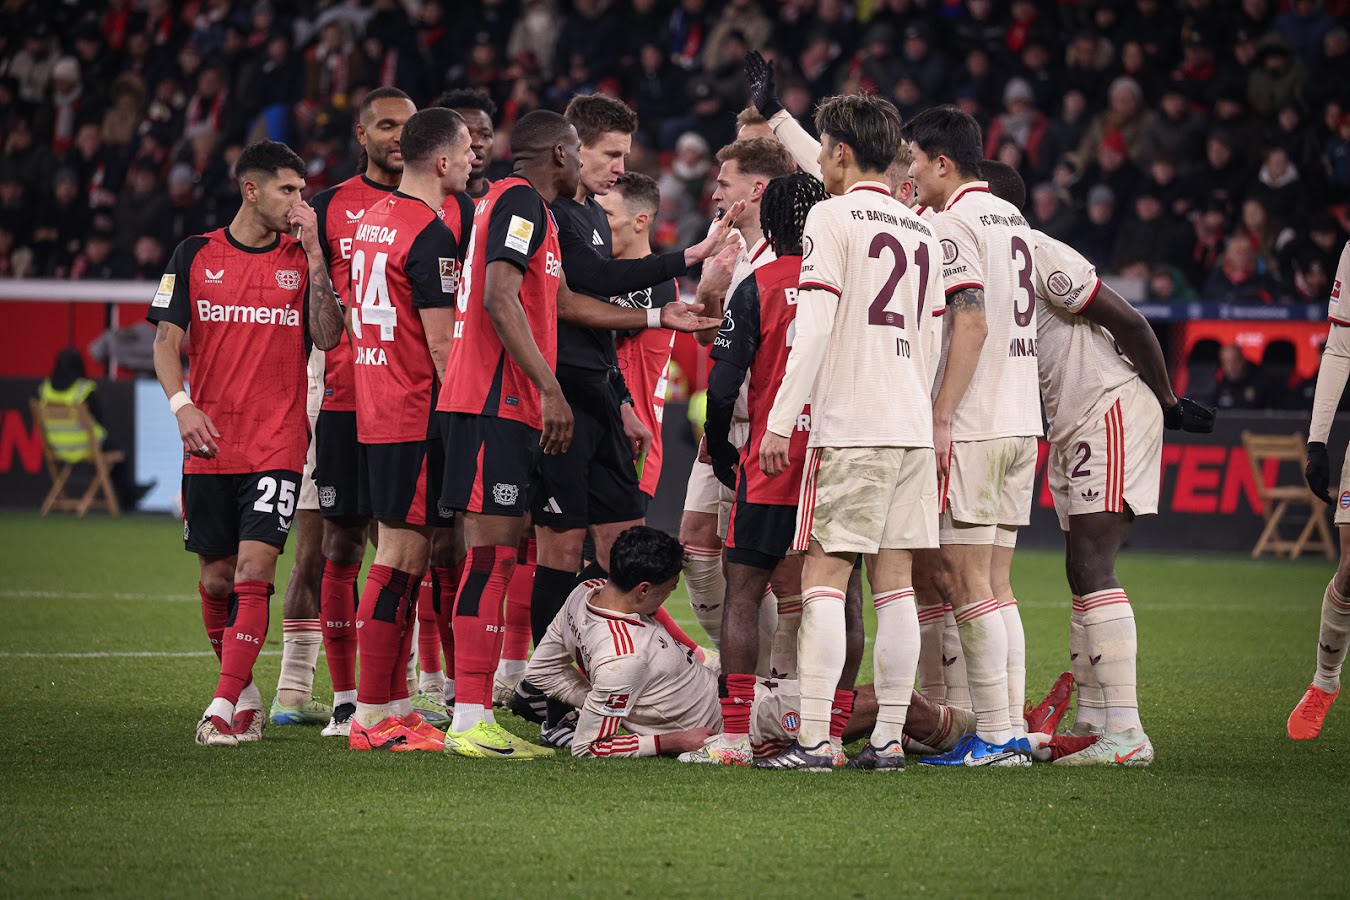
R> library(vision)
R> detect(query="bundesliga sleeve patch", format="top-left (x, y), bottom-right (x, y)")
top-left (439, 258), bottom-right (460, 294)
top-left (152, 274), bottom-right (175, 308)
top-left (505, 215), bottom-right (535, 253)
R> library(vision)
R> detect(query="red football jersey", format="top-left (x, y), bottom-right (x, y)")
top-left (614, 277), bottom-right (679, 498)
top-left (350, 191), bottom-right (461, 444)
top-left (441, 191), bottom-right (476, 247)
top-left (147, 229), bottom-right (310, 474)
top-left (710, 254), bottom-right (810, 505)
top-left (312, 175), bottom-right (398, 413)
top-left (439, 176), bottom-right (561, 431)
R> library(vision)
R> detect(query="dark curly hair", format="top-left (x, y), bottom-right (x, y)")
top-left (761, 173), bottom-right (828, 257)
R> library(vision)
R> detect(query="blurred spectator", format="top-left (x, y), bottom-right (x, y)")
top-left (897, 23), bottom-right (947, 103)
top-left (1236, 197), bottom-right (1290, 278)
top-left (1327, 111), bottom-right (1350, 200)
top-left (1147, 263), bottom-right (1201, 302)
top-left (1282, 213), bottom-right (1347, 300)
top-left (985, 78), bottom-right (1048, 175)
top-left (1248, 34), bottom-right (1307, 118)
top-left (1039, 90), bottom-right (1090, 177)
top-left (1273, 0), bottom-right (1336, 63)
top-left (114, 160), bottom-right (170, 254)
top-left (1077, 77), bottom-right (1155, 165)
top-left (1307, 26), bottom-right (1349, 111)
top-left (553, 0), bottom-right (621, 84)
top-left (1076, 129), bottom-right (1140, 216)
top-left (69, 222), bottom-right (124, 280)
top-left (1114, 185), bottom-right (1190, 274)
top-left (705, 0), bottom-right (773, 75)
top-left (1216, 343), bottom-right (1282, 409)
top-left (1249, 146), bottom-right (1307, 230)
top-left (1203, 236), bottom-right (1282, 303)
top-left (1079, 184), bottom-right (1120, 271)
top-left (1140, 85), bottom-right (1205, 168)
top-left (1190, 131), bottom-right (1247, 223)
top-left (37, 57), bottom-right (83, 157)
top-left (101, 74), bottom-right (147, 150)
top-left (304, 21), bottom-right (364, 109)
top-left (1, 20), bottom-right (59, 106)
top-left (130, 233), bottom-right (167, 280)
top-left (1029, 183), bottom-right (1079, 245)
top-left (508, 0), bottom-right (562, 79)
top-left (1185, 199), bottom-right (1229, 290)
top-left (31, 169), bottom-right (88, 276)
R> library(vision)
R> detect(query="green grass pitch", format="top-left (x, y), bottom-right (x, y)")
top-left (2, 511), bottom-right (1349, 897)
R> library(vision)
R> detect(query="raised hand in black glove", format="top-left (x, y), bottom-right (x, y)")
top-left (744, 50), bottom-right (783, 118)
top-left (1162, 397), bottom-right (1216, 433)
top-left (1306, 441), bottom-right (1334, 505)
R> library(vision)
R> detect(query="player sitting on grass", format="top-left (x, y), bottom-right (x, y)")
top-left (525, 525), bottom-right (975, 759)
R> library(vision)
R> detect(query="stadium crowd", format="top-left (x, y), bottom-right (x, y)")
top-left (1, 0), bottom-right (1348, 304)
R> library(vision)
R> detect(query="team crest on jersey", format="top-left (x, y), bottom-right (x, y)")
top-left (802, 235), bottom-right (813, 258)
top-left (275, 269), bottom-right (302, 290)
top-left (1335, 280), bottom-right (1342, 301)
top-left (781, 711), bottom-right (800, 732)
top-left (492, 483), bottom-right (520, 506)
top-left (345, 208), bottom-right (365, 223)
top-left (941, 239), bottom-right (959, 265)
top-left (1341, 491), bottom-right (1350, 510)
top-left (1047, 271), bottom-right (1073, 296)
top-left (438, 504), bottom-right (455, 519)
top-left (318, 486), bottom-right (336, 508)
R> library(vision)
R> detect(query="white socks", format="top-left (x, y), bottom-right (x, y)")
top-left (797, 586), bottom-right (847, 748)
top-left (238, 680), bottom-right (263, 712)
top-left (1080, 588), bottom-right (1141, 733)
top-left (770, 594), bottom-right (802, 679)
top-left (205, 697), bottom-right (235, 722)
top-left (334, 689), bottom-right (356, 708)
top-left (684, 545), bottom-right (725, 649)
top-left (942, 603), bottom-right (972, 710)
top-left (916, 603), bottom-right (946, 703)
top-left (277, 619), bottom-right (322, 698)
top-left (451, 702), bottom-right (487, 733)
top-left (1069, 596), bottom-right (1104, 729)
top-left (872, 589), bottom-right (920, 747)
top-left (389, 697), bottom-right (412, 718)
top-left (955, 598), bottom-right (1013, 744)
top-left (1000, 598), bottom-right (1026, 739)
top-left (354, 701), bottom-right (387, 728)
top-left (419, 669), bottom-right (445, 693)
top-left (1315, 580), bottom-right (1350, 693)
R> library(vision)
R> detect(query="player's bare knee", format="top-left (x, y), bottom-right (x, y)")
top-left (322, 520), bottom-right (367, 567)
top-left (199, 558), bottom-right (234, 597)
top-left (536, 525), bottom-right (585, 572)
top-left (234, 547), bottom-right (281, 585)
top-left (679, 511), bottom-right (721, 549)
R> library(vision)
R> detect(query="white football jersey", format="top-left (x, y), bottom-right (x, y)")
top-left (768, 181), bottom-right (942, 448)
top-left (523, 582), bottom-right (719, 758)
top-left (1030, 230), bottom-right (1141, 445)
top-left (932, 182), bottom-right (1042, 441)
top-left (1330, 240), bottom-right (1350, 326)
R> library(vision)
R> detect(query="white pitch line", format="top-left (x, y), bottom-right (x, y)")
top-left (0, 650), bottom-right (283, 659)
top-left (0, 589), bottom-right (194, 602)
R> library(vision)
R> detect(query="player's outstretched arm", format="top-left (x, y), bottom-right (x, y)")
top-left (483, 260), bottom-right (573, 454)
top-left (557, 273), bottom-right (720, 333)
top-left (152, 321), bottom-right (219, 459)
top-left (290, 201), bottom-right (344, 351)
top-left (745, 50), bottom-right (823, 179)
top-left (932, 287), bottom-right (988, 475)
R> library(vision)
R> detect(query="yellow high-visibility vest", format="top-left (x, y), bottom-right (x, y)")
top-left (37, 378), bottom-right (106, 462)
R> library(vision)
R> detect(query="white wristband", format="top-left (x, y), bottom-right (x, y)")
top-left (169, 391), bottom-right (194, 415)
top-left (646, 306), bottom-right (662, 329)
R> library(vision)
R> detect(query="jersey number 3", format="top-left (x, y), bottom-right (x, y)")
top-left (867, 233), bottom-right (929, 329)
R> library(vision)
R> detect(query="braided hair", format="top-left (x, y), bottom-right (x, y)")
top-left (761, 172), bottom-right (828, 257)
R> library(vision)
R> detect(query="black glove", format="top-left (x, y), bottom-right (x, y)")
top-left (1307, 441), bottom-right (1334, 505)
top-left (744, 50), bottom-right (783, 118)
top-left (708, 439), bottom-right (739, 490)
top-left (1162, 396), bottom-right (1216, 433)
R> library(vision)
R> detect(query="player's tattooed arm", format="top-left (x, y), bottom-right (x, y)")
top-left (306, 259), bottom-right (345, 351)
top-left (931, 286), bottom-right (988, 478)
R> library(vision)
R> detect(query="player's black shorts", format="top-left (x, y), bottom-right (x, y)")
top-left (314, 410), bottom-right (363, 522)
top-left (440, 412), bottom-right (543, 517)
top-left (182, 469), bottom-right (303, 556)
top-left (725, 497), bottom-right (798, 570)
top-left (358, 439), bottom-right (454, 527)
top-left (534, 373), bottom-right (645, 529)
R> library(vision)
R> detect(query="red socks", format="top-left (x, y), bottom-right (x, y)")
top-left (355, 564), bottom-right (416, 706)
top-left (320, 559), bottom-right (360, 694)
top-left (431, 564), bottom-right (461, 673)
top-left (214, 580), bottom-right (271, 704)
top-left (830, 688), bottom-right (856, 742)
top-left (655, 607), bottom-right (699, 651)
top-left (199, 582), bottom-right (230, 661)
top-left (452, 546), bottom-right (517, 708)
top-left (719, 672), bottom-right (757, 738)
top-left (504, 538), bottom-right (536, 660)
top-left (416, 572), bottom-right (442, 674)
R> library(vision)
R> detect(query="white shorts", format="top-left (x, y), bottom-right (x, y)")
top-left (1329, 441), bottom-right (1350, 525)
top-left (1048, 379), bottom-right (1163, 531)
top-left (750, 678), bottom-right (803, 760)
top-left (794, 446), bottom-right (939, 554)
top-left (298, 349), bottom-right (325, 512)
top-left (939, 435), bottom-right (1037, 545)
top-left (684, 421), bottom-right (747, 540)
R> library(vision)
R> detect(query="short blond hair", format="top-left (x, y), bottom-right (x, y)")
top-left (715, 136), bottom-right (796, 180)
top-left (736, 106), bottom-right (768, 129)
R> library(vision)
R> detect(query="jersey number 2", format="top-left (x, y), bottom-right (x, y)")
top-left (868, 234), bottom-right (928, 329)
